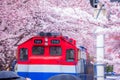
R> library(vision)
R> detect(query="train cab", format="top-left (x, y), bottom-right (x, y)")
top-left (17, 32), bottom-right (78, 80)
top-left (16, 32), bottom-right (93, 80)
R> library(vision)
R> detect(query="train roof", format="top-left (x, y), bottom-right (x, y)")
top-left (18, 32), bottom-right (76, 46)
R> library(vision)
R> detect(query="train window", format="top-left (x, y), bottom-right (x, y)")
top-left (51, 40), bottom-right (60, 44)
top-left (50, 46), bottom-right (62, 56)
top-left (32, 46), bottom-right (44, 55)
top-left (34, 39), bottom-right (42, 44)
top-left (20, 48), bottom-right (28, 61)
top-left (66, 49), bottom-right (75, 61)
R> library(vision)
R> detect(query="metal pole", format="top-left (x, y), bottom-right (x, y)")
top-left (95, 27), bottom-right (105, 80)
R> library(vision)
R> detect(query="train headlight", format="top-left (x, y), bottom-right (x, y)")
top-left (45, 37), bottom-right (48, 46)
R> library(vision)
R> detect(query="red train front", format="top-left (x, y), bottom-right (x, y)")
top-left (16, 32), bottom-right (93, 80)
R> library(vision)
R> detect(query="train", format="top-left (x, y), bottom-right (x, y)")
top-left (16, 32), bottom-right (94, 80)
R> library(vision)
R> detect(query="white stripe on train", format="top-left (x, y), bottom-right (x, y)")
top-left (17, 64), bottom-right (76, 73)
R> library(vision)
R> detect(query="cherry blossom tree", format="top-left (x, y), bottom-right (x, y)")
top-left (0, 0), bottom-right (120, 72)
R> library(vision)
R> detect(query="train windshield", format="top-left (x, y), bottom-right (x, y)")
top-left (50, 46), bottom-right (62, 56)
top-left (66, 49), bottom-right (75, 61)
top-left (32, 46), bottom-right (44, 55)
top-left (20, 48), bottom-right (28, 61)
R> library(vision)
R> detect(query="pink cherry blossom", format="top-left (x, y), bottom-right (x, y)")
top-left (0, 0), bottom-right (120, 72)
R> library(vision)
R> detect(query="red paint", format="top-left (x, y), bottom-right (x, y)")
top-left (17, 34), bottom-right (88, 65)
